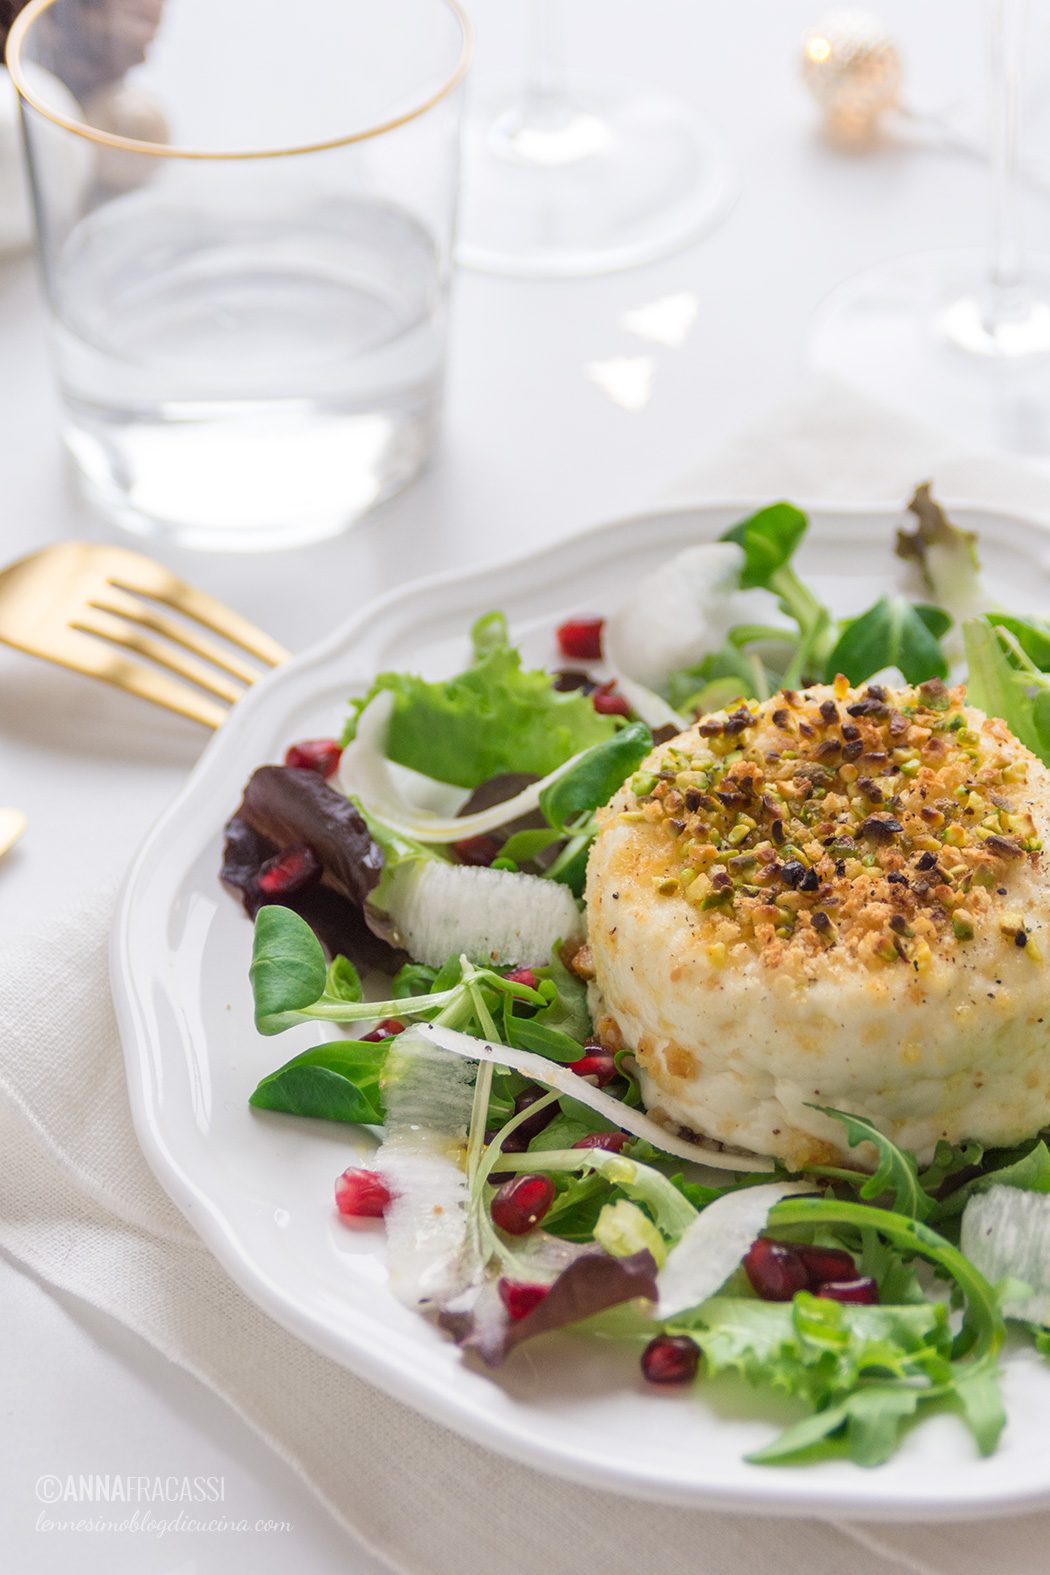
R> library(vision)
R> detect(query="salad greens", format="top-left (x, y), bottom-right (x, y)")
top-left (341, 611), bottom-right (616, 790)
top-left (661, 493), bottom-right (961, 709)
top-left (227, 488), bottom-right (1050, 1475)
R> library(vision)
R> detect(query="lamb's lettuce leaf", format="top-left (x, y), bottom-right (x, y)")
top-left (250, 1039), bottom-right (387, 1123)
top-left (824, 598), bottom-right (949, 686)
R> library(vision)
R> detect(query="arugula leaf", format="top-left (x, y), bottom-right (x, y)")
top-left (538, 721), bottom-right (652, 835)
top-left (342, 631), bottom-right (616, 790)
top-left (857, 1230), bottom-right (927, 1305)
top-left (963, 620), bottom-right (1050, 765)
top-left (810, 1106), bottom-right (934, 1220)
top-left (918, 1139), bottom-right (984, 1194)
top-left (824, 597), bottom-right (949, 686)
top-left (250, 1039), bottom-right (387, 1124)
top-left (755, 1196), bottom-right (1007, 1462)
top-left (933, 1139), bottom-right (1050, 1222)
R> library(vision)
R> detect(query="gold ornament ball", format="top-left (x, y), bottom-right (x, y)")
top-left (801, 9), bottom-right (901, 146)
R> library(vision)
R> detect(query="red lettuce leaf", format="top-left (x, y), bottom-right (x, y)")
top-left (221, 766), bottom-right (400, 971)
top-left (440, 1248), bottom-right (658, 1366)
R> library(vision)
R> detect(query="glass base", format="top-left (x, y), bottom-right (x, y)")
top-left (810, 249), bottom-right (1050, 457)
top-left (64, 395), bottom-right (436, 552)
top-left (457, 79), bottom-right (735, 277)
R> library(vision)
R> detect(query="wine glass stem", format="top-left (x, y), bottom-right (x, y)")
top-left (524, 0), bottom-right (569, 123)
top-left (984, 0), bottom-right (1030, 329)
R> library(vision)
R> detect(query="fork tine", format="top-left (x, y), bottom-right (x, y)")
top-left (99, 546), bottom-right (289, 667)
top-left (74, 606), bottom-right (244, 705)
top-left (91, 584), bottom-right (264, 686)
top-left (94, 659), bottom-right (228, 728)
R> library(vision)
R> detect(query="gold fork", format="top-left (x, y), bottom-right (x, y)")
top-left (0, 542), bottom-right (289, 729)
top-left (0, 808), bottom-right (27, 860)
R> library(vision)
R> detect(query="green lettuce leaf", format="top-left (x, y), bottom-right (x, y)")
top-left (963, 620), bottom-right (1050, 766)
top-left (342, 614), bottom-right (616, 789)
top-left (681, 1293), bottom-right (951, 1466)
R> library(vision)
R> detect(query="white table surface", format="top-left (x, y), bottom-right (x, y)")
top-left (0, 0), bottom-right (1032, 1568)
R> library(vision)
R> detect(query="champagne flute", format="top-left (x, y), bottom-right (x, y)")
top-left (457, 0), bottom-right (734, 277)
top-left (811, 0), bottom-right (1050, 454)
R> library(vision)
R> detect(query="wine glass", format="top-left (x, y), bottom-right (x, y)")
top-left (456, 0), bottom-right (734, 277)
top-left (810, 0), bottom-right (1050, 456)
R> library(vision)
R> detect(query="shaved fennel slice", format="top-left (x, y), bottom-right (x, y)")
top-left (612, 676), bottom-right (687, 733)
top-left (657, 1182), bottom-right (811, 1318)
top-left (375, 1035), bottom-right (477, 1306)
top-left (961, 1185), bottom-right (1050, 1325)
top-left (604, 541), bottom-right (756, 690)
top-left (409, 1023), bottom-right (775, 1174)
top-left (339, 690), bottom-right (581, 843)
top-left (381, 859), bottom-right (582, 967)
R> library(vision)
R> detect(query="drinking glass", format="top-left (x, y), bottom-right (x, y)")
top-left (457, 0), bottom-right (733, 277)
top-left (810, 0), bottom-right (1050, 456)
top-left (7, 0), bottom-right (472, 549)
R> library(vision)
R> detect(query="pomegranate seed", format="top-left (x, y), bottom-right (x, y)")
top-left (569, 1051), bottom-right (618, 1088)
top-left (641, 1334), bottom-right (700, 1385)
top-left (572, 1131), bottom-right (629, 1153)
top-left (285, 738), bottom-right (342, 778)
top-left (360, 1019), bottom-right (406, 1043)
top-left (513, 1087), bottom-right (557, 1143)
top-left (816, 1276), bottom-right (880, 1305)
top-left (255, 843), bottom-right (322, 897)
top-left (592, 681), bottom-right (631, 718)
top-left (504, 967), bottom-right (540, 990)
top-left (743, 1238), bottom-right (809, 1301)
top-left (556, 618), bottom-right (604, 661)
top-left (490, 1174), bottom-right (556, 1235)
top-left (795, 1243), bottom-right (857, 1286)
top-left (335, 1168), bottom-right (392, 1219)
top-left (452, 834), bottom-right (502, 867)
top-left (498, 1278), bottom-right (550, 1321)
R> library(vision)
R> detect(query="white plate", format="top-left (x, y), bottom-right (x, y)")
top-left (112, 500), bottom-right (1050, 1521)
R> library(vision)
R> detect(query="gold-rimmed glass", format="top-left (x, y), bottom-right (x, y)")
top-left (7, 0), bottom-right (472, 549)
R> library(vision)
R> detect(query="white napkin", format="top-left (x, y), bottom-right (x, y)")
top-left (4, 376), bottom-right (1050, 1575)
